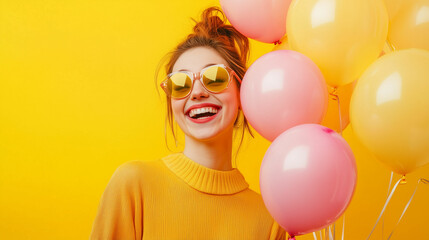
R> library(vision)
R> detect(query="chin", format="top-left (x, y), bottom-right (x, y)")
top-left (187, 125), bottom-right (234, 142)
top-left (188, 130), bottom-right (221, 141)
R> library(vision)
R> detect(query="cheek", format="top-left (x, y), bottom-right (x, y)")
top-left (230, 95), bottom-right (240, 110)
top-left (171, 100), bottom-right (185, 118)
top-left (222, 89), bottom-right (240, 117)
top-left (230, 84), bottom-right (241, 109)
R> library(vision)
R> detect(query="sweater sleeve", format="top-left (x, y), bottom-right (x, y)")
top-left (89, 161), bottom-right (144, 240)
top-left (269, 221), bottom-right (288, 240)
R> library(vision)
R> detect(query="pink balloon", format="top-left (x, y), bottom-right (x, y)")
top-left (220, 0), bottom-right (292, 43)
top-left (260, 124), bottom-right (357, 237)
top-left (241, 50), bottom-right (328, 142)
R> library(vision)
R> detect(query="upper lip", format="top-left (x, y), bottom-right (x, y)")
top-left (185, 103), bottom-right (222, 115)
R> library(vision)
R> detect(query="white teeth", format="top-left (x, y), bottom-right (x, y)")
top-left (188, 107), bottom-right (219, 118)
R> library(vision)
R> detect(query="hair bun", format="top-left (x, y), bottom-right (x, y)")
top-left (190, 7), bottom-right (249, 65)
top-left (192, 7), bottom-right (228, 38)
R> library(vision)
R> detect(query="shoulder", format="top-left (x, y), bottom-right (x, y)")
top-left (107, 158), bottom-right (165, 190)
top-left (112, 158), bottom-right (164, 180)
top-left (239, 188), bottom-right (267, 206)
top-left (237, 188), bottom-right (274, 218)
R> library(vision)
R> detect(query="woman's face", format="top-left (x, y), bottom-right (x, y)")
top-left (171, 47), bottom-right (240, 141)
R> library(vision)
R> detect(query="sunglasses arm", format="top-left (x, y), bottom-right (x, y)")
top-left (231, 71), bottom-right (242, 84)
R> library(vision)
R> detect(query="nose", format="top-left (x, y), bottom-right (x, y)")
top-left (190, 73), bottom-right (209, 100)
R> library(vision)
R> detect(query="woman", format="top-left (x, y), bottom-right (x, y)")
top-left (90, 7), bottom-right (287, 240)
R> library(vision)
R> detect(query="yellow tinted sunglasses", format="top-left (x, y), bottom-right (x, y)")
top-left (160, 64), bottom-right (241, 99)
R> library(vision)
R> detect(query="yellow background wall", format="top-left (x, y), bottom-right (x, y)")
top-left (0, 0), bottom-right (428, 239)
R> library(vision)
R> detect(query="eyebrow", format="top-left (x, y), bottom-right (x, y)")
top-left (178, 63), bottom-right (217, 72)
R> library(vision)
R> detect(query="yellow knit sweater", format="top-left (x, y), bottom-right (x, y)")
top-left (89, 153), bottom-right (287, 240)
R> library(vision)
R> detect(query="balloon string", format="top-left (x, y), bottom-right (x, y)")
top-left (329, 87), bottom-right (342, 135)
top-left (337, 92), bottom-right (342, 136)
top-left (386, 178), bottom-right (429, 239)
top-left (313, 232), bottom-right (318, 240)
top-left (319, 230), bottom-right (323, 240)
top-left (341, 214), bottom-right (345, 240)
top-left (366, 177), bottom-right (402, 240)
top-left (323, 227), bottom-right (333, 240)
top-left (386, 39), bottom-right (396, 52)
top-left (382, 172), bottom-right (394, 239)
top-left (333, 223), bottom-right (336, 240)
top-left (325, 228), bottom-right (328, 240)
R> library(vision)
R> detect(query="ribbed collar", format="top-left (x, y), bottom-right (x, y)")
top-left (162, 153), bottom-right (249, 195)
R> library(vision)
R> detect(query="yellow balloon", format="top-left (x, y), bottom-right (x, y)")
top-left (388, 0), bottom-right (429, 51)
top-left (350, 49), bottom-right (429, 175)
top-left (383, 0), bottom-right (406, 20)
top-left (287, 0), bottom-right (388, 87)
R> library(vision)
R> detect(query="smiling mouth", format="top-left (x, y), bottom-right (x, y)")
top-left (187, 106), bottom-right (220, 119)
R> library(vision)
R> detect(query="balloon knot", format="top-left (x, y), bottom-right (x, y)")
top-left (322, 127), bottom-right (335, 134)
top-left (400, 175), bottom-right (407, 184)
top-left (274, 40), bottom-right (282, 45)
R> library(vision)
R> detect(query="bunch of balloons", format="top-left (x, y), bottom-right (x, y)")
top-left (221, 0), bottom-right (429, 238)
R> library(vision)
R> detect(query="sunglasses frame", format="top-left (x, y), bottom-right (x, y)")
top-left (160, 64), bottom-right (242, 99)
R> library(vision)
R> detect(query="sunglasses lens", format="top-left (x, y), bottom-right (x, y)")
top-left (167, 72), bottom-right (192, 98)
top-left (202, 66), bottom-right (230, 92)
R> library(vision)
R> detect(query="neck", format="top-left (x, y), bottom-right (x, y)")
top-left (183, 129), bottom-right (233, 171)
